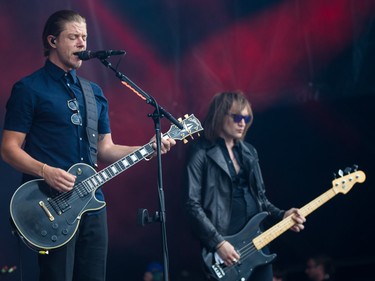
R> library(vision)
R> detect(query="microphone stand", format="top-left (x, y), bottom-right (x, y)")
top-left (97, 57), bottom-right (180, 281)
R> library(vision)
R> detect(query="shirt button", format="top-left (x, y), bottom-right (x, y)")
top-left (81, 157), bottom-right (84, 161)
top-left (80, 138), bottom-right (82, 141)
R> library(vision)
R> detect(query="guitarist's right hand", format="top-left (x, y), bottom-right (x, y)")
top-left (42, 164), bottom-right (76, 193)
top-left (216, 241), bottom-right (241, 267)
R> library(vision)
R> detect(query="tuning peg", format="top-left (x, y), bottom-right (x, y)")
top-left (183, 139), bottom-right (188, 144)
top-left (344, 167), bottom-right (352, 174)
top-left (352, 164), bottom-right (358, 171)
top-left (333, 172), bottom-right (337, 179)
top-left (184, 114), bottom-right (189, 119)
top-left (178, 117), bottom-right (183, 122)
top-left (338, 169), bottom-right (344, 177)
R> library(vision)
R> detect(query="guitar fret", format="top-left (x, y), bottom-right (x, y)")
top-left (115, 162), bottom-right (122, 171)
top-left (95, 174), bottom-right (103, 184)
top-left (139, 146), bottom-right (149, 156)
top-left (126, 156), bottom-right (134, 165)
top-left (110, 165), bottom-right (119, 175)
top-left (81, 181), bottom-right (92, 192)
top-left (134, 150), bottom-right (143, 160)
top-left (96, 175), bottom-right (103, 183)
top-left (91, 177), bottom-right (98, 186)
top-left (87, 180), bottom-right (94, 190)
top-left (130, 154), bottom-right (138, 162)
top-left (121, 158), bottom-right (130, 168)
top-left (101, 170), bottom-right (109, 180)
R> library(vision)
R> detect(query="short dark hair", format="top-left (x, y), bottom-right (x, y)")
top-left (311, 254), bottom-right (335, 275)
top-left (42, 10), bottom-right (86, 56)
top-left (203, 90), bottom-right (253, 142)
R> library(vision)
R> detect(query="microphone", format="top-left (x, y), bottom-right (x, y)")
top-left (74, 50), bottom-right (126, 61)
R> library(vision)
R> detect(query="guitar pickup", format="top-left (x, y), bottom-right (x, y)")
top-left (47, 198), bottom-right (71, 215)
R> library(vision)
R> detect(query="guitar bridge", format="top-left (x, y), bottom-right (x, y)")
top-left (212, 263), bottom-right (225, 279)
top-left (39, 201), bottom-right (55, 221)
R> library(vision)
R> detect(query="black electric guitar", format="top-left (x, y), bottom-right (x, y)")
top-left (203, 167), bottom-right (366, 281)
top-left (10, 114), bottom-right (203, 252)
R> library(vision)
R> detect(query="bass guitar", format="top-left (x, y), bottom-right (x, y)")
top-left (10, 114), bottom-right (203, 253)
top-left (202, 167), bottom-right (366, 281)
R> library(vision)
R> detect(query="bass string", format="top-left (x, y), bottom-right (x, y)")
top-left (219, 242), bottom-right (258, 275)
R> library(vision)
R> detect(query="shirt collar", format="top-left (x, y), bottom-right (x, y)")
top-left (44, 59), bottom-right (78, 84)
top-left (217, 137), bottom-right (241, 149)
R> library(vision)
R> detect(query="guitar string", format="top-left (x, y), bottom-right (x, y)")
top-left (46, 121), bottom-right (195, 208)
top-left (47, 126), bottom-right (201, 212)
top-left (48, 144), bottom-right (156, 211)
top-left (216, 204), bottom-right (322, 275)
top-left (212, 177), bottom-right (356, 275)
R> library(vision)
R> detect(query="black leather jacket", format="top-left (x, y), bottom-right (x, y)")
top-left (185, 138), bottom-right (285, 250)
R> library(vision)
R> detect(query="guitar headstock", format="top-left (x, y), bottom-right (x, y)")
top-left (332, 166), bottom-right (366, 194)
top-left (166, 114), bottom-right (203, 143)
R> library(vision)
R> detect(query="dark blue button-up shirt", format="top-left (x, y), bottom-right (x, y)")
top-left (4, 60), bottom-right (110, 199)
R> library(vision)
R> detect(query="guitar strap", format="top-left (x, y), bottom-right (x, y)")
top-left (77, 76), bottom-right (98, 167)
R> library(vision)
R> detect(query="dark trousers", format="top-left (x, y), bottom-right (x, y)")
top-left (38, 210), bottom-right (108, 281)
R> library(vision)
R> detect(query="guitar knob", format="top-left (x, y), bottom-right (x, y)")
top-left (51, 235), bottom-right (57, 242)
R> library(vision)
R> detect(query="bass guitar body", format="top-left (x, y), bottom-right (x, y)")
top-left (202, 168), bottom-right (366, 281)
top-left (202, 212), bottom-right (276, 281)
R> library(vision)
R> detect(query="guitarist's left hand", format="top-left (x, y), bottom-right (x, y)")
top-left (284, 208), bottom-right (306, 232)
top-left (148, 134), bottom-right (176, 158)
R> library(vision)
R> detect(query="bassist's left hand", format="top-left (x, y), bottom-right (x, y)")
top-left (284, 208), bottom-right (306, 232)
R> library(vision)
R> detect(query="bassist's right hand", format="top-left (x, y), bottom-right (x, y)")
top-left (216, 241), bottom-right (240, 267)
top-left (43, 164), bottom-right (76, 193)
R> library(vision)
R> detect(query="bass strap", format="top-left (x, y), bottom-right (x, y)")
top-left (77, 76), bottom-right (98, 167)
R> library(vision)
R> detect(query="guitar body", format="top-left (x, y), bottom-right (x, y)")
top-left (10, 163), bottom-right (105, 251)
top-left (202, 169), bottom-right (366, 281)
top-left (8, 114), bottom-right (204, 252)
top-left (203, 212), bottom-right (276, 281)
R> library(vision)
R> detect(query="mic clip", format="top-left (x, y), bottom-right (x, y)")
top-left (137, 208), bottom-right (160, 226)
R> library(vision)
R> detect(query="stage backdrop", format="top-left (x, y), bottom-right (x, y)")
top-left (1, 1), bottom-right (374, 280)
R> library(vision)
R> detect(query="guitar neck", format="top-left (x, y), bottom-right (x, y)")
top-left (81, 141), bottom-right (156, 193)
top-left (252, 188), bottom-right (337, 250)
top-left (76, 113), bottom-right (204, 194)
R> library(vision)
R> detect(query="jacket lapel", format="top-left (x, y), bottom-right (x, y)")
top-left (207, 145), bottom-right (231, 178)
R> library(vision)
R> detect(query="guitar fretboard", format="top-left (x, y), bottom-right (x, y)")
top-left (82, 142), bottom-right (155, 192)
top-left (252, 188), bottom-right (336, 250)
